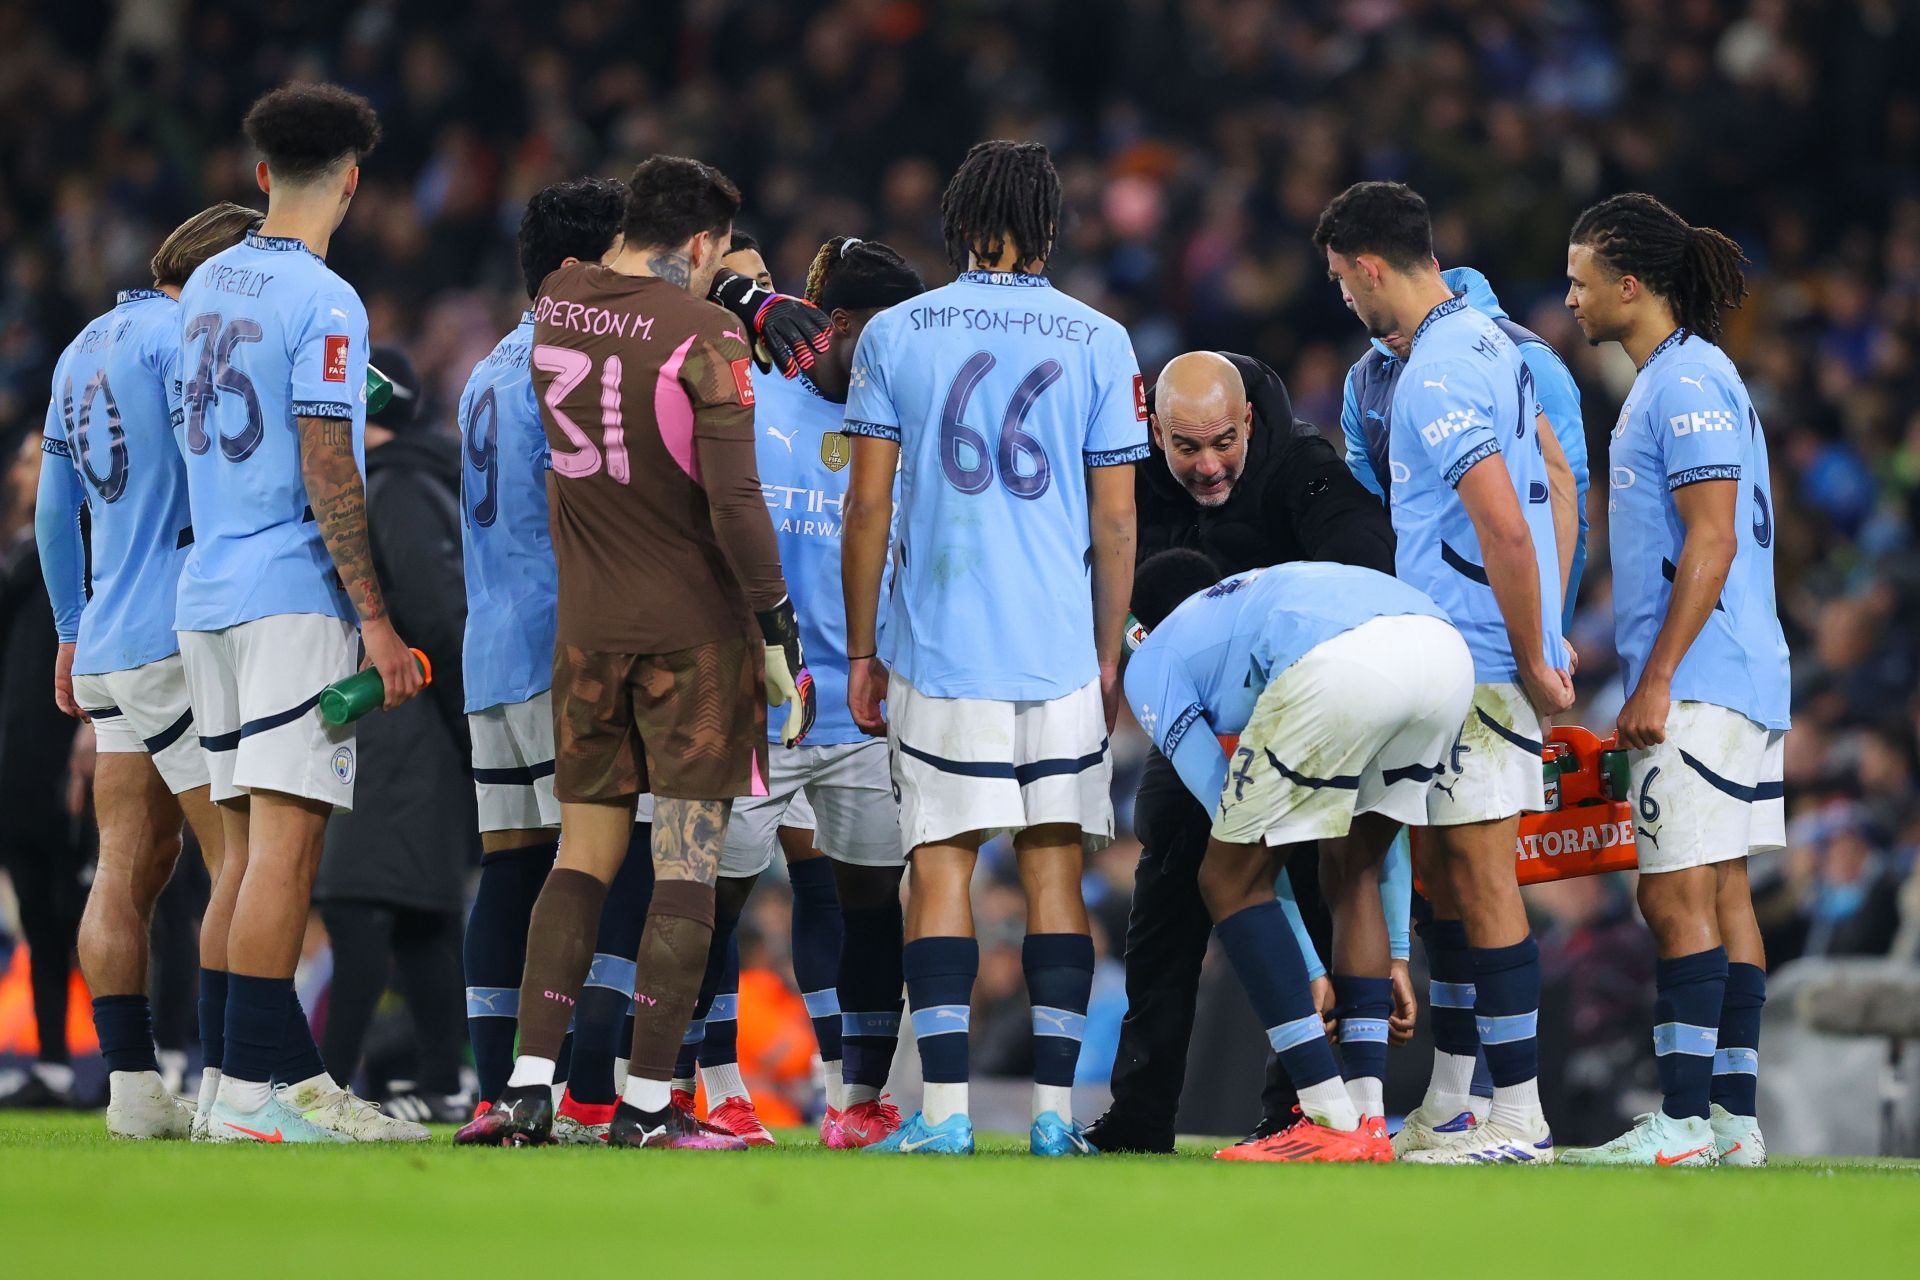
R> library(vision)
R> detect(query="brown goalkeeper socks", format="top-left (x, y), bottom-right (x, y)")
top-left (514, 868), bottom-right (611, 1061)
top-left (626, 878), bottom-right (718, 1082)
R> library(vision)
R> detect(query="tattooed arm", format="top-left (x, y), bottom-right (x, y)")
top-left (297, 413), bottom-right (424, 711)
top-left (650, 797), bottom-right (730, 884)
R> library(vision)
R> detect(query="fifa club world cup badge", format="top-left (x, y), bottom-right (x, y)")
top-left (820, 431), bottom-right (851, 473)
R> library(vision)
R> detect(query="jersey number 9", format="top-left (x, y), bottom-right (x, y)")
top-left (465, 386), bottom-right (499, 527)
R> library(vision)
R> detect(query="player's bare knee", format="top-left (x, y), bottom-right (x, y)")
top-left (1197, 850), bottom-right (1267, 921)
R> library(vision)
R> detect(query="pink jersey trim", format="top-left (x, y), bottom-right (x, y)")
top-left (655, 333), bottom-right (700, 485)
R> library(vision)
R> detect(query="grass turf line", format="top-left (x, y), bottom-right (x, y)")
top-left (2, 1114), bottom-right (1914, 1277)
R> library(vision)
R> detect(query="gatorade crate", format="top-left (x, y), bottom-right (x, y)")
top-left (1216, 726), bottom-right (1637, 884)
top-left (1414, 724), bottom-right (1639, 885)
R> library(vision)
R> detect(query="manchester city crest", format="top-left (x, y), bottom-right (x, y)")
top-left (821, 431), bottom-right (851, 472)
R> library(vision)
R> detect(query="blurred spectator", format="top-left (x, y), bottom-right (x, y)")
top-left (1766, 805), bottom-right (1907, 961)
top-left (0, 430), bottom-right (88, 1107)
top-left (312, 348), bottom-right (476, 1122)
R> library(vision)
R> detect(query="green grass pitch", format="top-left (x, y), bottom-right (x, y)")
top-left (2, 1113), bottom-right (1914, 1276)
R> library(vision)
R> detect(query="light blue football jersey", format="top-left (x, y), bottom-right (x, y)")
top-left (841, 271), bottom-right (1148, 700)
top-left (1339, 268), bottom-right (1589, 634)
top-left (174, 233), bottom-right (367, 631)
top-left (1123, 562), bottom-right (1449, 806)
top-left (1608, 331), bottom-right (1790, 730)
top-left (1389, 296), bottom-right (1564, 682)
top-left (458, 312), bottom-right (557, 712)
top-left (38, 291), bottom-right (195, 674)
top-left (755, 369), bottom-right (875, 745)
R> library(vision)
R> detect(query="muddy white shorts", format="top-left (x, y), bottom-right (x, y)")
top-left (1213, 615), bottom-right (1475, 847)
top-left (1631, 701), bottom-right (1786, 874)
top-left (1427, 681), bottom-right (1549, 827)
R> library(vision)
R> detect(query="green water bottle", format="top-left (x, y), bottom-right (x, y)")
top-left (365, 363), bottom-right (394, 417)
top-left (319, 648), bottom-right (432, 725)
top-left (1541, 746), bottom-right (1564, 812)
top-left (1600, 748), bottom-right (1632, 803)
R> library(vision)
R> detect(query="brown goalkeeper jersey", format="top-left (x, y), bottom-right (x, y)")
top-left (532, 263), bottom-right (787, 653)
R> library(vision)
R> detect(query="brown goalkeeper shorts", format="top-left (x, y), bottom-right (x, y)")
top-left (551, 634), bottom-right (768, 803)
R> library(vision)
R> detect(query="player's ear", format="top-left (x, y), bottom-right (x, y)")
top-left (1243, 402), bottom-right (1254, 436)
top-left (255, 160), bottom-right (272, 195)
top-left (1148, 413), bottom-right (1163, 450)
top-left (342, 166), bottom-right (360, 200)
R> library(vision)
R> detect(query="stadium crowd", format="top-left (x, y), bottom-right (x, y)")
top-left (2, 0), bottom-right (1918, 1145)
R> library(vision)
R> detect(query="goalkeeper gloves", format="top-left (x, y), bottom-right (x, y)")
top-left (756, 597), bottom-right (816, 748)
top-left (709, 269), bottom-right (834, 377)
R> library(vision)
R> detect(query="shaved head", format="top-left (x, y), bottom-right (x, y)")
top-left (1151, 351), bottom-right (1253, 507)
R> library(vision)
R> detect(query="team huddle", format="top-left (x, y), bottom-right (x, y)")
top-left (45, 81), bottom-right (1789, 1166)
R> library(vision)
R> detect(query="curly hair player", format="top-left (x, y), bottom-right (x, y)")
top-left (841, 140), bottom-right (1147, 1157)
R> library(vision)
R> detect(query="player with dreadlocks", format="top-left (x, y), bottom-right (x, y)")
top-left (842, 141), bottom-right (1146, 1156)
top-left (1561, 194), bottom-right (1787, 1168)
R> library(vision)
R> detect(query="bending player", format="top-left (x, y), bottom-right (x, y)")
top-left (1315, 181), bottom-right (1573, 1164)
top-left (843, 141), bottom-right (1145, 1157)
top-left (1125, 551), bottom-right (1473, 1161)
top-left (456, 155), bottom-right (812, 1150)
top-left (684, 236), bottom-right (925, 1148)
top-left (1560, 194), bottom-right (1787, 1167)
top-left (38, 203), bottom-right (257, 1139)
top-left (177, 84), bottom-right (427, 1143)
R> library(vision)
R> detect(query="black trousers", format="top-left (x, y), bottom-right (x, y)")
top-left (150, 839), bottom-right (208, 1054)
top-left (318, 901), bottom-right (466, 1096)
top-left (0, 824), bottom-right (89, 1065)
top-left (1104, 750), bottom-right (1332, 1137)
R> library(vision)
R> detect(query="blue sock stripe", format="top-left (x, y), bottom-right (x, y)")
top-left (706, 994), bottom-right (738, 1022)
top-left (1340, 1018), bottom-right (1390, 1044)
top-left (680, 1018), bottom-right (707, 1046)
top-left (1430, 980), bottom-right (1477, 1008)
top-left (465, 986), bottom-right (519, 1018)
top-left (1714, 1047), bottom-right (1759, 1075)
top-left (842, 1010), bottom-right (902, 1038)
top-left (585, 953), bottom-right (636, 993)
top-left (1265, 1012), bottom-right (1326, 1054)
top-left (1030, 1006), bottom-right (1088, 1041)
top-left (1654, 1021), bottom-right (1719, 1057)
top-left (911, 1005), bottom-right (971, 1038)
top-left (803, 988), bottom-right (842, 1019)
top-left (1475, 1010), bottom-right (1538, 1044)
